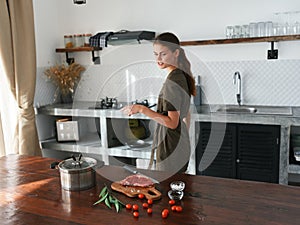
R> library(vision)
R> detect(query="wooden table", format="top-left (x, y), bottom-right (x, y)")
top-left (0, 155), bottom-right (299, 225)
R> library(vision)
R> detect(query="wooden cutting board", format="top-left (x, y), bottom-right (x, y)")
top-left (111, 182), bottom-right (162, 200)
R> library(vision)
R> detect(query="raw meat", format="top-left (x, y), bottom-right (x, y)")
top-left (118, 174), bottom-right (154, 187)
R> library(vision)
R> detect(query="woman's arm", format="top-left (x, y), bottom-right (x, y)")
top-left (121, 104), bottom-right (180, 129)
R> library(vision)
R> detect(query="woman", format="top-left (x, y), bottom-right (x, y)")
top-left (122, 32), bottom-right (196, 173)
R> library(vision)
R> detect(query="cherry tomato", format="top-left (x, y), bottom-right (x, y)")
top-left (175, 206), bottom-right (183, 212)
top-left (168, 199), bottom-right (176, 205)
top-left (161, 209), bottom-right (169, 218)
top-left (147, 208), bottom-right (153, 214)
top-left (147, 199), bottom-right (153, 205)
top-left (171, 205), bottom-right (177, 211)
top-left (125, 204), bottom-right (132, 210)
top-left (142, 203), bottom-right (149, 208)
top-left (132, 204), bottom-right (139, 211)
top-left (138, 193), bottom-right (145, 199)
top-left (133, 211), bottom-right (139, 218)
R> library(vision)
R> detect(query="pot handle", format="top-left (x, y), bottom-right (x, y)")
top-left (50, 161), bottom-right (59, 169)
top-left (49, 153), bottom-right (83, 169)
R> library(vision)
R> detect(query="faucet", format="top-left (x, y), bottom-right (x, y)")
top-left (233, 71), bottom-right (241, 106)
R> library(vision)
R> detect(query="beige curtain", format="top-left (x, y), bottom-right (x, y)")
top-left (0, 113), bottom-right (5, 156)
top-left (0, 0), bottom-right (40, 156)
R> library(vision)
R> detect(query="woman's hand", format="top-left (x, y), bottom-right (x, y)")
top-left (121, 104), bottom-right (145, 116)
top-left (121, 105), bottom-right (179, 129)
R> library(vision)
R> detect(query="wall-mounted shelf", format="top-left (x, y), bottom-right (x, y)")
top-left (56, 46), bottom-right (102, 64)
top-left (180, 34), bottom-right (300, 60)
top-left (180, 34), bottom-right (300, 46)
top-left (55, 35), bottom-right (300, 63)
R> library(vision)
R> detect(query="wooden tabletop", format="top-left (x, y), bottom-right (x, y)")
top-left (0, 155), bottom-right (299, 225)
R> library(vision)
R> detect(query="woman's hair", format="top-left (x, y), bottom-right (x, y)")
top-left (154, 32), bottom-right (196, 96)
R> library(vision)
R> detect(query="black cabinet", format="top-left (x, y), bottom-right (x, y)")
top-left (196, 122), bottom-right (280, 183)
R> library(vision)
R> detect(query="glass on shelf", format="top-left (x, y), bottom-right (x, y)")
top-left (241, 25), bottom-right (250, 38)
top-left (84, 33), bottom-right (92, 47)
top-left (257, 22), bottom-right (265, 37)
top-left (226, 25), bottom-right (234, 39)
top-left (64, 35), bottom-right (74, 48)
top-left (273, 11), bottom-right (300, 35)
top-left (249, 22), bottom-right (258, 37)
top-left (265, 21), bottom-right (274, 36)
top-left (233, 25), bottom-right (242, 38)
top-left (74, 34), bottom-right (84, 47)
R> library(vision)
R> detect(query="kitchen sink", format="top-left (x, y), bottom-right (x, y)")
top-left (215, 105), bottom-right (292, 115)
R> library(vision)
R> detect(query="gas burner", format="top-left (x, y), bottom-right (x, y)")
top-left (93, 97), bottom-right (118, 109)
top-left (132, 99), bottom-right (157, 109)
top-left (132, 99), bottom-right (149, 107)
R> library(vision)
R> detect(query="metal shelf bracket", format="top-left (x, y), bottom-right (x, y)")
top-left (65, 52), bottom-right (75, 65)
top-left (92, 51), bottom-right (100, 64)
top-left (64, 50), bottom-right (100, 65)
top-left (267, 41), bottom-right (278, 60)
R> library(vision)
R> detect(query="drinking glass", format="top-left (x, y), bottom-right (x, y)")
top-left (241, 25), bottom-right (249, 38)
top-left (265, 21), bottom-right (273, 36)
top-left (226, 26), bottom-right (234, 39)
top-left (257, 22), bottom-right (265, 37)
top-left (233, 25), bottom-right (242, 38)
top-left (289, 11), bottom-right (300, 34)
top-left (249, 22), bottom-right (258, 37)
top-left (273, 23), bottom-right (281, 36)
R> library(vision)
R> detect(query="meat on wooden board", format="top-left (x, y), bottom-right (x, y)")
top-left (118, 174), bottom-right (154, 187)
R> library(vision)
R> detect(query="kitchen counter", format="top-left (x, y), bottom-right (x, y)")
top-left (0, 154), bottom-right (299, 225)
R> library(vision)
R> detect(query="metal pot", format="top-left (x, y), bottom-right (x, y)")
top-left (58, 156), bottom-right (97, 191)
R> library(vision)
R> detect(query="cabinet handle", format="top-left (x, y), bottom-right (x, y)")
top-left (236, 159), bottom-right (240, 163)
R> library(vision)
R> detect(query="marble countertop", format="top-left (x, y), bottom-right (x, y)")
top-left (35, 102), bottom-right (300, 126)
top-left (193, 104), bottom-right (300, 126)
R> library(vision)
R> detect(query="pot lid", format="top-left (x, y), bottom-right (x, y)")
top-left (59, 156), bottom-right (96, 170)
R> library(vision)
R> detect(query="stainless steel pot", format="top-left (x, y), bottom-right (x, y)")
top-left (58, 156), bottom-right (97, 191)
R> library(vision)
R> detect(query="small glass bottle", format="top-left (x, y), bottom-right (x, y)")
top-left (74, 34), bottom-right (83, 47)
top-left (84, 33), bottom-right (92, 47)
top-left (64, 35), bottom-right (74, 48)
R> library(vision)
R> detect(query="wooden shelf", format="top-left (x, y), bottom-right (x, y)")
top-left (55, 46), bottom-right (102, 53)
top-left (55, 46), bottom-right (102, 64)
top-left (180, 34), bottom-right (300, 46)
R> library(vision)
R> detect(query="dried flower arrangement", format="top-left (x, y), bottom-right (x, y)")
top-left (44, 63), bottom-right (85, 100)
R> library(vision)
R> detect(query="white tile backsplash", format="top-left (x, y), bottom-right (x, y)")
top-left (35, 59), bottom-right (300, 107)
top-left (202, 59), bottom-right (300, 106)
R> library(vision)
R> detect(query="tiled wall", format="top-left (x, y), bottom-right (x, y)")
top-left (203, 59), bottom-right (300, 106)
top-left (35, 59), bottom-right (300, 107)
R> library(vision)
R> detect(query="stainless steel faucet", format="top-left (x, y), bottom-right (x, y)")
top-left (233, 71), bottom-right (241, 106)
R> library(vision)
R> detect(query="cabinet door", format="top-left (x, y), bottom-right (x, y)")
top-left (196, 122), bottom-right (236, 178)
top-left (237, 124), bottom-right (280, 183)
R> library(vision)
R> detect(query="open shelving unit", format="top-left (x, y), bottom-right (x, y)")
top-left (56, 35), bottom-right (300, 63)
top-left (56, 46), bottom-right (102, 64)
top-left (35, 102), bottom-right (153, 164)
top-left (180, 34), bottom-right (300, 45)
top-left (180, 34), bottom-right (300, 60)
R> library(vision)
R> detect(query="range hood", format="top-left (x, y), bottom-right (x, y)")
top-left (107, 30), bottom-right (155, 45)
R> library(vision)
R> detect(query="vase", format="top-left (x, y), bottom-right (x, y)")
top-left (60, 92), bottom-right (73, 104)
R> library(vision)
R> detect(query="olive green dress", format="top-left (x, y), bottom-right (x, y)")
top-left (150, 68), bottom-right (191, 173)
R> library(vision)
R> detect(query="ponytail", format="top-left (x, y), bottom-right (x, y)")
top-left (178, 48), bottom-right (196, 96)
top-left (154, 32), bottom-right (196, 96)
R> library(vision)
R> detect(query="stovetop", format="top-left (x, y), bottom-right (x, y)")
top-left (94, 97), bottom-right (118, 109)
top-left (89, 98), bottom-right (156, 110)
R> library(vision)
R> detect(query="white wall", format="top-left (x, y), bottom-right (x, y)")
top-left (33, 0), bottom-right (300, 107)
top-left (33, 0), bottom-right (300, 66)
